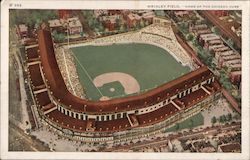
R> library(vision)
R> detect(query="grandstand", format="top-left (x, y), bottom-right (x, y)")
top-left (25, 29), bottom-right (222, 142)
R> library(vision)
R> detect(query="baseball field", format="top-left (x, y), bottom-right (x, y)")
top-left (71, 43), bottom-right (190, 101)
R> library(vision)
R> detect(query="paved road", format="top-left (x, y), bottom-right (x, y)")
top-left (113, 139), bottom-right (169, 152)
top-left (9, 27), bottom-right (33, 130)
top-left (8, 28), bottom-right (46, 151)
top-left (9, 55), bottom-right (22, 122)
top-left (104, 122), bottom-right (241, 152)
top-left (9, 121), bottom-right (50, 151)
top-left (9, 28), bottom-right (23, 124)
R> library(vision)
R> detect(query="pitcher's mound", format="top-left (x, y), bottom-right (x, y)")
top-left (110, 88), bottom-right (115, 92)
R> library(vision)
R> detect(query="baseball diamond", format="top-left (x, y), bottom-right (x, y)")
top-left (70, 43), bottom-right (190, 101)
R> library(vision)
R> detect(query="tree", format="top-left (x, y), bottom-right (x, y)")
top-left (211, 63), bottom-right (216, 70)
top-left (205, 56), bottom-right (213, 66)
top-left (197, 49), bottom-right (213, 66)
top-left (219, 72), bottom-right (232, 90)
top-left (139, 20), bottom-right (145, 28)
top-left (219, 115), bottom-right (224, 123)
top-left (123, 22), bottom-right (128, 31)
top-left (119, 24), bottom-right (125, 32)
top-left (115, 18), bottom-right (120, 30)
top-left (88, 18), bottom-right (94, 29)
top-left (219, 71), bottom-right (233, 91)
top-left (34, 19), bottom-right (42, 29)
top-left (80, 32), bottom-right (85, 37)
top-left (223, 81), bottom-right (233, 90)
top-left (52, 31), bottom-right (66, 43)
top-left (10, 10), bottom-right (57, 28)
top-left (212, 26), bottom-right (221, 35)
top-left (82, 10), bottom-right (94, 20)
top-left (10, 10), bottom-right (19, 27)
top-left (98, 24), bottom-right (105, 33)
top-left (179, 22), bottom-right (189, 34)
top-left (219, 115), bottom-right (227, 123)
top-left (134, 22), bottom-right (140, 30)
top-left (179, 22), bottom-right (185, 29)
top-left (186, 33), bottom-right (194, 41)
top-left (226, 113), bottom-right (232, 121)
top-left (222, 115), bottom-right (226, 122)
top-left (93, 19), bottom-right (99, 29)
top-left (211, 116), bottom-right (217, 124)
top-left (190, 15), bottom-right (199, 22)
top-left (192, 38), bottom-right (199, 47)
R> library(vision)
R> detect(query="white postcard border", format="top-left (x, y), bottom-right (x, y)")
top-left (1, 0), bottom-right (249, 159)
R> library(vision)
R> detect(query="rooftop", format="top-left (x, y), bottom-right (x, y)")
top-left (19, 24), bottom-right (28, 32)
top-left (100, 15), bottom-right (120, 23)
top-left (28, 64), bottom-right (44, 87)
top-left (127, 13), bottom-right (141, 20)
top-left (67, 17), bottom-right (82, 28)
top-left (200, 33), bottom-right (220, 42)
top-left (219, 143), bottom-right (241, 152)
top-left (48, 19), bottom-right (63, 28)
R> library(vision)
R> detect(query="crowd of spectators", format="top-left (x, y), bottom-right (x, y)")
top-left (70, 24), bottom-right (195, 69)
top-left (54, 47), bottom-right (86, 99)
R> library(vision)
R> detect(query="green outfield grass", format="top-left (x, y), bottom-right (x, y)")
top-left (71, 43), bottom-right (190, 101)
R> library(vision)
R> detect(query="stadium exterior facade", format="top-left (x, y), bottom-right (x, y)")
top-left (25, 29), bottom-right (222, 142)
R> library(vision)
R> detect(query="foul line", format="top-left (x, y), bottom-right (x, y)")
top-left (70, 50), bottom-right (104, 97)
top-left (62, 48), bottom-right (76, 95)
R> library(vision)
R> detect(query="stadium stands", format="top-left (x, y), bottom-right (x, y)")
top-left (25, 29), bottom-right (221, 141)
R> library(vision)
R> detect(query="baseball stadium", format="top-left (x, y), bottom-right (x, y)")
top-left (25, 17), bottom-right (222, 142)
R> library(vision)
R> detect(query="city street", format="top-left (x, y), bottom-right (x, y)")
top-left (8, 27), bottom-right (43, 151)
top-left (9, 27), bottom-right (31, 130)
top-left (9, 121), bottom-right (50, 151)
top-left (104, 122), bottom-right (241, 152)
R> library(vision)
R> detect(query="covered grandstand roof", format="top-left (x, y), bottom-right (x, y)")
top-left (37, 29), bottom-right (217, 114)
top-left (24, 29), bottom-right (222, 133)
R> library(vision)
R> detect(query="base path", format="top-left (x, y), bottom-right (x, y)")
top-left (93, 72), bottom-right (140, 95)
